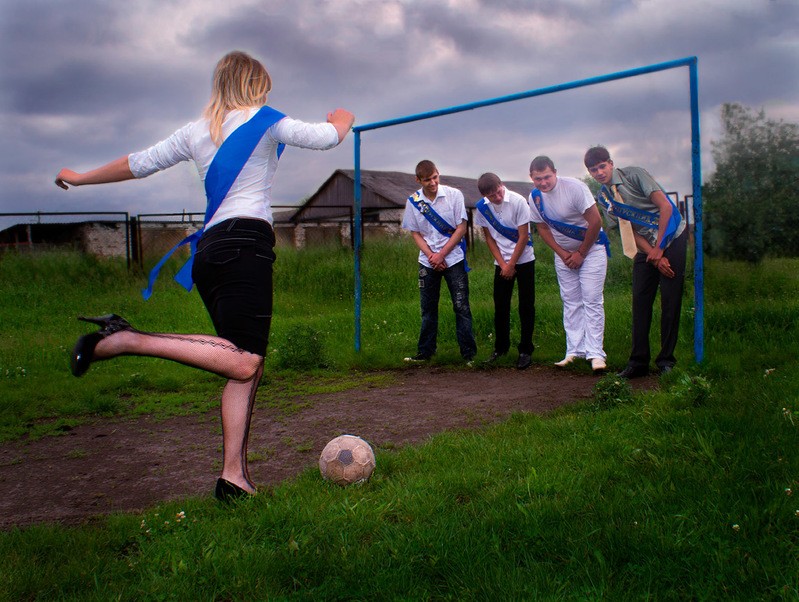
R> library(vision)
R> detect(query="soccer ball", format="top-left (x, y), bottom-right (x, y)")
top-left (319, 435), bottom-right (376, 486)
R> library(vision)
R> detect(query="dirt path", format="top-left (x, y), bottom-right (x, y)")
top-left (0, 366), bottom-right (657, 529)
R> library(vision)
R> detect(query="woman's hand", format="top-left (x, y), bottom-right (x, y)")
top-left (327, 108), bottom-right (355, 142)
top-left (55, 169), bottom-right (81, 190)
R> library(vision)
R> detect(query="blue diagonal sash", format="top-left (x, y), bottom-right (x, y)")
top-left (475, 198), bottom-right (533, 247)
top-left (530, 189), bottom-right (610, 256)
top-left (408, 192), bottom-right (469, 272)
top-left (597, 184), bottom-right (681, 250)
top-left (141, 106), bottom-right (286, 300)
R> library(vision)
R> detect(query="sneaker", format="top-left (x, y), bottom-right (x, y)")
top-left (404, 354), bottom-right (431, 363)
top-left (590, 358), bottom-right (607, 373)
top-left (516, 353), bottom-right (532, 370)
top-left (554, 355), bottom-right (577, 367)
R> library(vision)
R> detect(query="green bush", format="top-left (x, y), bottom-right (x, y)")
top-left (590, 373), bottom-right (634, 411)
top-left (274, 324), bottom-right (327, 370)
top-left (669, 373), bottom-right (713, 408)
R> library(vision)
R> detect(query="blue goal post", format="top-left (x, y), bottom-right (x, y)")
top-left (352, 56), bottom-right (704, 363)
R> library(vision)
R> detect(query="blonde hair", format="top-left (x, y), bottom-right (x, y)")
top-left (204, 51), bottom-right (273, 146)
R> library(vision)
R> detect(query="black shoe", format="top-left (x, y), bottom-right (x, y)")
top-left (617, 365), bottom-right (649, 379)
top-left (657, 364), bottom-right (674, 375)
top-left (215, 478), bottom-right (253, 503)
top-left (404, 353), bottom-right (431, 363)
top-left (483, 351), bottom-right (506, 365)
top-left (516, 353), bottom-right (532, 370)
top-left (71, 314), bottom-right (133, 377)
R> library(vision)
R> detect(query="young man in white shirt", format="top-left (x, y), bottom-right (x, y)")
top-left (474, 172), bottom-right (536, 370)
top-left (401, 160), bottom-right (477, 363)
top-left (529, 156), bottom-right (608, 373)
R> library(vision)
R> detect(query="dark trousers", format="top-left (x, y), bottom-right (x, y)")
top-left (417, 261), bottom-right (477, 359)
top-left (628, 229), bottom-right (688, 370)
top-left (493, 260), bottom-right (535, 356)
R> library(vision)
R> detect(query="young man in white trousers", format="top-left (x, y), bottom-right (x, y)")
top-left (528, 156), bottom-right (608, 373)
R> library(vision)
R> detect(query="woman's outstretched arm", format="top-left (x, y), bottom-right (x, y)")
top-left (55, 156), bottom-right (135, 190)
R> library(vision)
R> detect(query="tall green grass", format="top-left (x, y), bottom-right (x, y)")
top-left (1, 243), bottom-right (798, 599)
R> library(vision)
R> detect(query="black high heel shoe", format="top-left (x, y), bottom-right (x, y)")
top-left (70, 314), bottom-right (133, 377)
top-left (215, 478), bottom-right (254, 503)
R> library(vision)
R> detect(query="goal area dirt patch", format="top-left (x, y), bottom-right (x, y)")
top-left (0, 365), bottom-right (657, 528)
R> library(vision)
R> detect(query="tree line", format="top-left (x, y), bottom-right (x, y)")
top-left (704, 102), bottom-right (799, 262)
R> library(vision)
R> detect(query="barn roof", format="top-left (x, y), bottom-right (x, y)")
top-left (286, 169), bottom-right (535, 223)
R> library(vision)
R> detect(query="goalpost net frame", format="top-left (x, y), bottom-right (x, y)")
top-left (352, 56), bottom-right (704, 363)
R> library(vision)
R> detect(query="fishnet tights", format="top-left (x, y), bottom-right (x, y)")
top-left (94, 328), bottom-right (263, 492)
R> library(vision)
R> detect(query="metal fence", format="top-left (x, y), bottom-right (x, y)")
top-left (0, 193), bottom-right (692, 271)
top-left (132, 211), bottom-right (204, 269)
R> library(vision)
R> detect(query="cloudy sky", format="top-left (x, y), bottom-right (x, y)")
top-left (1, 0), bottom-right (797, 225)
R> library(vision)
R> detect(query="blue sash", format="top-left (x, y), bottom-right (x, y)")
top-left (530, 189), bottom-right (610, 257)
top-left (475, 198), bottom-right (533, 247)
top-left (597, 183), bottom-right (681, 250)
top-left (408, 192), bottom-right (469, 272)
top-left (141, 106), bottom-right (286, 300)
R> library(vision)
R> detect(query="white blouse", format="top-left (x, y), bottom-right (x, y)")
top-left (128, 108), bottom-right (339, 229)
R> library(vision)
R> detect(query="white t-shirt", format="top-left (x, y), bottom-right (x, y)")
top-left (473, 188), bottom-right (535, 265)
top-left (528, 176), bottom-right (598, 253)
top-left (128, 108), bottom-right (339, 229)
top-left (401, 184), bottom-right (467, 268)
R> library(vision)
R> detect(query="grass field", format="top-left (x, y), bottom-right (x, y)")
top-left (1, 240), bottom-right (798, 599)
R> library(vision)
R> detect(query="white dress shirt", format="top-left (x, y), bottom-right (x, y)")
top-left (474, 188), bottom-right (535, 265)
top-left (128, 107), bottom-right (339, 229)
top-left (401, 184), bottom-right (467, 268)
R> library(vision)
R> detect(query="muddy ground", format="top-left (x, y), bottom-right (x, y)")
top-left (0, 365), bottom-right (657, 529)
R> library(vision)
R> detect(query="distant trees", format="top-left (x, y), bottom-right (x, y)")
top-left (704, 103), bottom-right (799, 262)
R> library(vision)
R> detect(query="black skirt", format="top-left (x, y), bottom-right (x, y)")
top-left (192, 218), bottom-right (276, 356)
